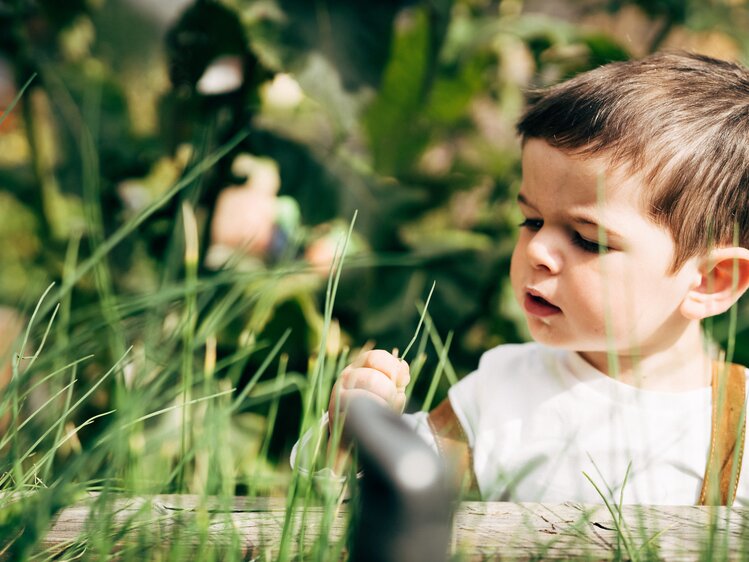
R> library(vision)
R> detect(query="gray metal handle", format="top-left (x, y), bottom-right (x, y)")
top-left (343, 397), bottom-right (456, 562)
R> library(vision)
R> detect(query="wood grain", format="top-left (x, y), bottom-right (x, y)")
top-left (20, 495), bottom-right (749, 560)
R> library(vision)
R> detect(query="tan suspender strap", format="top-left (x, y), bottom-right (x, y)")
top-left (427, 398), bottom-right (478, 494)
top-left (699, 361), bottom-right (747, 506)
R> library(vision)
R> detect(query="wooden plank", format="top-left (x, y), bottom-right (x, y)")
top-left (24, 495), bottom-right (749, 560)
top-left (452, 502), bottom-right (747, 560)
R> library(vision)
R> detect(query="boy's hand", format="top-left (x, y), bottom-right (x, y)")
top-left (328, 350), bottom-right (410, 430)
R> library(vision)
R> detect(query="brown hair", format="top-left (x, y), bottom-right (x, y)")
top-left (516, 52), bottom-right (749, 272)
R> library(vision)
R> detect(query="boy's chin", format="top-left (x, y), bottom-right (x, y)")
top-left (526, 323), bottom-right (608, 352)
top-left (525, 317), bottom-right (566, 345)
top-left (526, 328), bottom-right (573, 349)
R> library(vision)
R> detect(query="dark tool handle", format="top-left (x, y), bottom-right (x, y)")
top-left (344, 397), bottom-right (456, 562)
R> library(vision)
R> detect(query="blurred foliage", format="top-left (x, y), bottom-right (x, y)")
top-left (1, 0), bottom-right (749, 489)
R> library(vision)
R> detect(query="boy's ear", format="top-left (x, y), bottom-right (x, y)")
top-left (681, 247), bottom-right (749, 320)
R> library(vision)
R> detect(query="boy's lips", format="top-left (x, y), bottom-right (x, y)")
top-left (523, 290), bottom-right (562, 318)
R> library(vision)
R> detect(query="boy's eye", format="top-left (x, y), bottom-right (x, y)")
top-left (519, 218), bottom-right (543, 231)
top-left (572, 232), bottom-right (610, 254)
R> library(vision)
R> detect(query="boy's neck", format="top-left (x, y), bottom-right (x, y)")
top-left (576, 323), bottom-right (713, 392)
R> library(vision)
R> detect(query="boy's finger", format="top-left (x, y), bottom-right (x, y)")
top-left (360, 349), bottom-right (406, 384)
top-left (339, 388), bottom-right (391, 412)
top-left (349, 341), bottom-right (375, 369)
top-left (390, 347), bottom-right (410, 390)
top-left (396, 359), bottom-right (410, 389)
top-left (340, 367), bottom-right (398, 403)
top-left (393, 389), bottom-right (407, 413)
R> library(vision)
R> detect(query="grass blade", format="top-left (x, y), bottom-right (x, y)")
top-left (0, 73), bottom-right (35, 128)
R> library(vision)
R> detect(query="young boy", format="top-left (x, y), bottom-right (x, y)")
top-left (308, 52), bottom-right (749, 506)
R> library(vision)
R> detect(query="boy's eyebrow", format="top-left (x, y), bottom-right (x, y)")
top-left (571, 215), bottom-right (600, 228)
top-left (569, 212), bottom-right (623, 240)
top-left (517, 193), bottom-right (536, 209)
top-left (517, 193), bottom-right (624, 240)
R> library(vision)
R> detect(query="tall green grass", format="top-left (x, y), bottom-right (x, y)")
top-left (0, 88), bottom-right (443, 556)
top-left (2, 80), bottom-right (748, 562)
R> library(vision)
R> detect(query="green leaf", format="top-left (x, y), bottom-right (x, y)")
top-left (364, 7), bottom-right (432, 176)
top-left (425, 57), bottom-right (485, 125)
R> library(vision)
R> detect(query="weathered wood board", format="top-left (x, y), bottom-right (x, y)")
top-left (18, 495), bottom-right (749, 560)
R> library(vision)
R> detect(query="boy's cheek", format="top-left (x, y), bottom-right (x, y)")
top-left (508, 246), bottom-right (525, 284)
top-left (509, 247), bottom-right (541, 302)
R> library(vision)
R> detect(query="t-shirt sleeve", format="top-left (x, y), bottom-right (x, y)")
top-left (443, 346), bottom-right (520, 499)
top-left (402, 410), bottom-right (440, 454)
top-left (290, 411), bottom-right (440, 474)
top-left (445, 344), bottom-right (534, 451)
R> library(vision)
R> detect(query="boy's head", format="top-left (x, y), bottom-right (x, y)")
top-left (509, 52), bottom-right (749, 362)
top-left (516, 52), bottom-right (749, 272)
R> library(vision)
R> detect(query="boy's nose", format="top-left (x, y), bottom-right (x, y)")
top-left (525, 231), bottom-right (562, 274)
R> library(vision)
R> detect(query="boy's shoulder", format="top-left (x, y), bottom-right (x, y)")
top-left (450, 341), bottom-right (564, 398)
top-left (446, 342), bottom-right (574, 442)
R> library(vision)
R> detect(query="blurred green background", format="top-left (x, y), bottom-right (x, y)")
top-left (1, 0), bottom-right (749, 482)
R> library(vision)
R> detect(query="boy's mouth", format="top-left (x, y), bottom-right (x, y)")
top-left (523, 291), bottom-right (562, 318)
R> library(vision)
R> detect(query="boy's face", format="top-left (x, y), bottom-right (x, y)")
top-left (510, 139), bottom-right (702, 358)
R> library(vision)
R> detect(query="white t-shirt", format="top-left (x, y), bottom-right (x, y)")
top-left (404, 342), bottom-right (749, 505)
